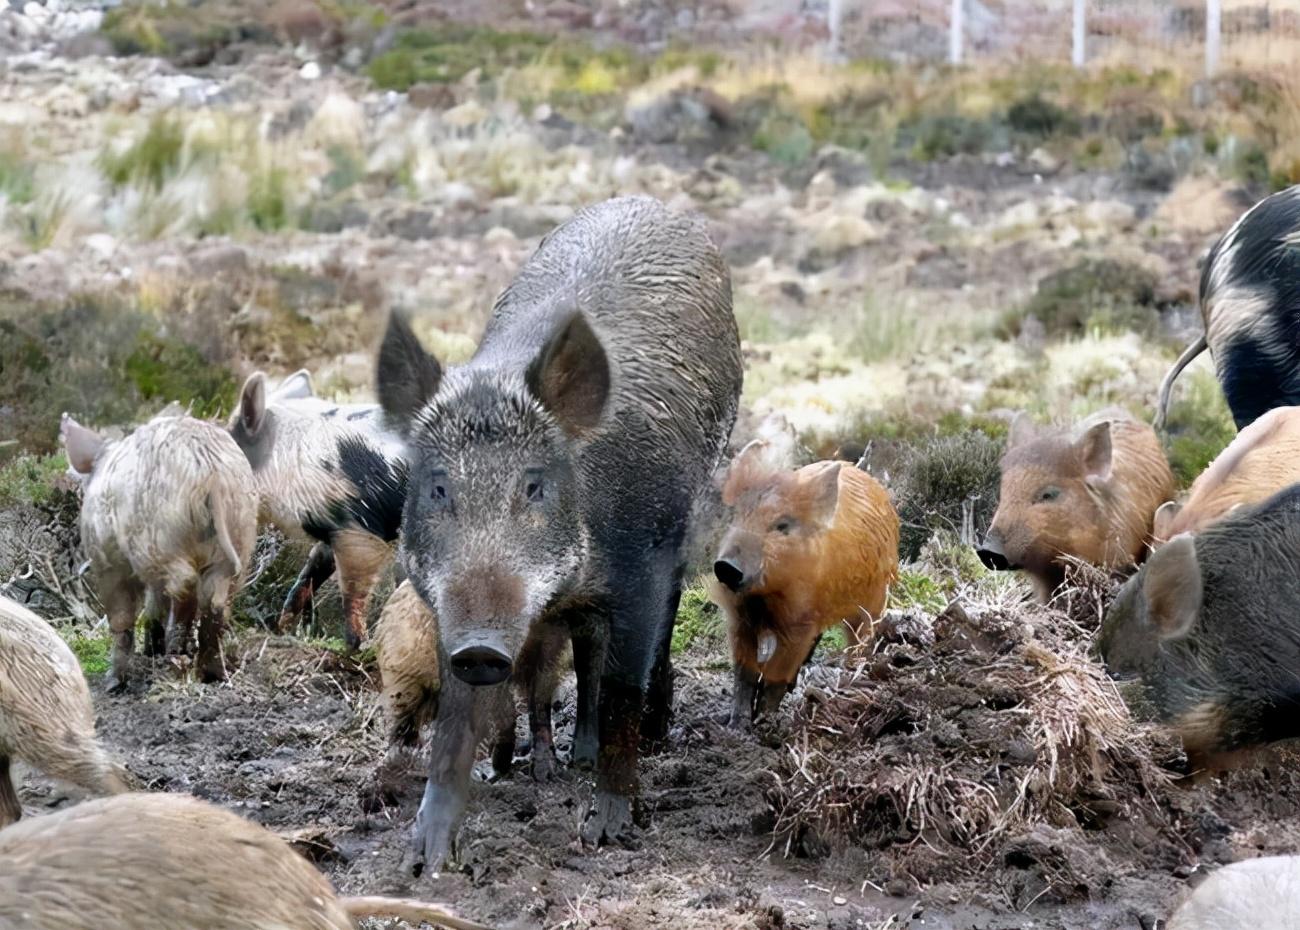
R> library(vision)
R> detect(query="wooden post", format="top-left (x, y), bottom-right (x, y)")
top-left (949, 0), bottom-right (963, 64)
top-left (1072, 0), bottom-right (1086, 67)
top-left (1206, 0), bottom-right (1221, 77)
top-left (827, 0), bottom-right (844, 61)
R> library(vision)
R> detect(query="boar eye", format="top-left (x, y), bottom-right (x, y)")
top-left (430, 470), bottom-right (450, 505)
top-left (1036, 486), bottom-right (1062, 504)
top-left (524, 469), bottom-right (544, 504)
top-left (772, 517), bottom-right (795, 535)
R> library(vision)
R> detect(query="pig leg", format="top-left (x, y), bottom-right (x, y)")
top-left (101, 577), bottom-right (144, 693)
top-left (141, 586), bottom-right (167, 658)
top-left (757, 682), bottom-right (789, 718)
top-left (0, 756), bottom-right (20, 827)
top-left (195, 573), bottom-right (233, 684)
top-left (279, 542), bottom-right (335, 634)
top-left (334, 529), bottom-right (391, 651)
top-left (515, 621), bottom-right (566, 782)
top-left (569, 624), bottom-right (606, 771)
top-left (409, 672), bottom-right (510, 875)
top-left (641, 582), bottom-right (681, 746)
top-left (729, 663), bottom-right (760, 730)
top-left (165, 589), bottom-right (198, 657)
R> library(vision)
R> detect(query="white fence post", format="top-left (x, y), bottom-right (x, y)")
top-left (1206, 0), bottom-right (1221, 76)
top-left (827, 0), bottom-right (844, 61)
top-left (949, 0), bottom-right (964, 64)
top-left (1072, 0), bottom-right (1086, 67)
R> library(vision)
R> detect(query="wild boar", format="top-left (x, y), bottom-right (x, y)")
top-left (1167, 857), bottom-right (1300, 930)
top-left (376, 195), bottom-right (742, 857)
top-left (229, 369), bottom-right (406, 648)
top-left (1154, 404), bottom-right (1300, 542)
top-left (710, 444), bottom-right (899, 727)
top-left (62, 413), bottom-right (257, 689)
top-left (1098, 484), bottom-right (1300, 773)
top-left (0, 595), bottom-right (131, 827)
top-left (0, 792), bottom-right (492, 930)
top-left (976, 409), bottom-right (1174, 601)
top-left (1156, 185), bottom-right (1300, 431)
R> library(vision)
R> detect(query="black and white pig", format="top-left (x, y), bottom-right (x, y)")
top-left (1157, 185), bottom-right (1300, 430)
top-left (376, 195), bottom-right (742, 861)
top-left (229, 369), bottom-right (407, 649)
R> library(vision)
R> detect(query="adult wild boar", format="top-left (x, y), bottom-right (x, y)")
top-left (62, 413), bottom-right (257, 688)
top-left (710, 444), bottom-right (899, 727)
top-left (230, 369), bottom-right (406, 648)
top-left (0, 792), bottom-right (491, 930)
top-left (376, 195), bottom-right (742, 855)
top-left (1167, 857), bottom-right (1300, 930)
top-left (0, 595), bottom-right (131, 826)
top-left (1098, 484), bottom-right (1300, 772)
top-left (1154, 404), bottom-right (1300, 542)
top-left (976, 409), bottom-right (1174, 601)
top-left (1156, 185), bottom-right (1300, 430)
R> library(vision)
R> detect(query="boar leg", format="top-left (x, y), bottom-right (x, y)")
top-left (279, 543), bottom-right (336, 634)
top-left (757, 682), bottom-right (789, 718)
top-left (641, 582), bottom-right (681, 746)
top-left (409, 673), bottom-right (511, 875)
top-left (141, 586), bottom-right (167, 658)
top-left (334, 529), bottom-right (391, 651)
top-left (0, 756), bottom-right (19, 827)
top-left (195, 574), bottom-right (233, 684)
top-left (515, 620), bottom-right (566, 782)
top-left (729, 664), bottom-right (760, 730)
top-left (165, 589), bottom-right (198, 657)
top-left (569, 624), bottom-right (606, 772)
top-left (101, 578), bottom-right (144, 693)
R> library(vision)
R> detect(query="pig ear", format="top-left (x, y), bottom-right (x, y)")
top-left (808, 461), bottom-right (843, 525)
top-left (1153, 500), bottom-right (1181, 542)
top-left (60, 414), bottom-right (104, 475)
top-left (377, 311), bottom-right (443, 431)
top-left (526, 311), bottom-right (609, 437)
top-left (271, 369), bottom-right (314, 401)
top-left (1078, 420), bottom-right (1113, 481)
top-left (1143, 533), bottom-right (1201, 640)
top-left (722, 439), bottom-right (770, 502)
top-left (239, 373), bottom-right (268, 437)
top-left (1007, 412), bottom-right (1036, 450)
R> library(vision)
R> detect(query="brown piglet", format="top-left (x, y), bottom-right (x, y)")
top-left (710, 442), bottom-right (900, 728)
top-left (1154, 405), bottom-right (1300, 543)
top-left (977, 409), bottom-right (1174, 600)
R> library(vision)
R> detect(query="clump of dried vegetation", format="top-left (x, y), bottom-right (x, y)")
top-left (769, 561), bottom-right (1188, 905)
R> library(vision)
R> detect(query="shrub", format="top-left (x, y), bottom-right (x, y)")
top-left (366, 26), bottom-right (551, 90)
top-left (671, 582), bottom-right (724, 656)
top-left (1006, 94), bottom-right (1079, 138)
top-left (1161, 368), bottom-right (1236, 487)
top-left (1003, 258), bottom-right (1161, 340)
top-left (892, 431), bottom-right (1004, 562)
top-left (100, 114), bottom-right (185, 191)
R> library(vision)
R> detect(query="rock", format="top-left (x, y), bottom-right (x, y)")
top-left (84, 234), bottom-right (117, 260)
top-left (189, 244), bottom-right (249, 277)
top-left (1155, 174), bottom-right (1252, 239)
top-left (442, 101), bottom-right (488, 128)
top-left (810, 213), bottom-right (884, 255)
top-left (299, 60), bottom-right (321, 80)
top-left (541, 0), bottom-right (592, 28)
top-left (1028, 146), bottom-right (1060, 174)
top-left (625, 87), bottom-right (733, 145)
top-left (407, 82), bottom-right (456, 111)
top-left (1083, 199), bottom-right (1137, 231)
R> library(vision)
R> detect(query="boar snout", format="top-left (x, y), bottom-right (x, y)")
top-left (448, 634), bottom-right (513, 686)
top-left (976, 528), bottom-right (1014, 571)
top-left (713, 558), bottom-right (748, 592)
top-left (715, 530), bottom-right (762, 593)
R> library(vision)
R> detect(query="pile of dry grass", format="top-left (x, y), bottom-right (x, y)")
top-left (769, 563), bottom-right (1187, 903)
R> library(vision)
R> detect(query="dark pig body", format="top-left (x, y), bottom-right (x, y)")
top-left (377, 196), bottom-right (742, 859)
top-left (1099, 484), bottom-right (1300, 772)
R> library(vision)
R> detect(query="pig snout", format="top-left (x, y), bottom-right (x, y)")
top-left (976, 528), bottom-right (1014, 571)
top-left (447, 634), bottom-right (513, 686)
top-left (714, 531), bottom-right (761, 593)
top-left (713, 557), bottom-right (748, 592)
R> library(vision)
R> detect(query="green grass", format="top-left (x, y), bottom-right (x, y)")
top-left (888, 569), bottom-right (947, 613)
top-left (366, 26), bottom-right (551, 90)
top-left (671, 583), bottom-right (723, 656)
top-left (100, 114), bottom-right (185, 191)
top-left (0, 452), bottom-right (69, 507)
top-left (65, 632), bottom-right (110, 676)
top-left (123, 333), bottom-right (237, 419)
top-left (247, 166), bottom-right (292, 231)
top-left (0, 152), bottom-right (35, 205)
top-left (1162, 367), bottom-right (1237, 487)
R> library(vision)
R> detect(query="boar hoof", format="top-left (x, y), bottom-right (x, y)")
top-left (104, 671), bottom-right (129, 694)
top-left (531, 749), bottom-right (560, 783)
top-left (725, 711), bottom-right (753, 732)
top-left (197, 654), bottom-right (226, 684)
top-left (411, 782), bottom-right (463, 877)
top-left (581, 791), bottom-right (636, 848)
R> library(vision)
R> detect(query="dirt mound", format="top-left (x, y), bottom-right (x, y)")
top-left (769, 578), bottom-right (1193, 907)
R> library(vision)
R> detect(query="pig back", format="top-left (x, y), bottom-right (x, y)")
top-left (0, 793), bottom-right (355, 930)
top-left (819, 466), bottom-right (900, 623)
top-left (1101, 415), bottom-right (1175, 562)
top-left (0, 596), bottom-right (97, 755)
top-left (475, 196), bottom-right (742, 521)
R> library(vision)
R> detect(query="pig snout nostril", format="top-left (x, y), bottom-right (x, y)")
top-left (449, 644), bottom-right (513, 686)
top-left (713, 559), bottom-right (746, 592)
top-left (976, 546), bottom-right (1011, 571)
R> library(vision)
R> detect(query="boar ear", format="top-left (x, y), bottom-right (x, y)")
top-left (239, 373), bottom-right (268, 438)
top-left (722, 439), bottom-right (770, 502)
top-left (808, 461), bottom-right (844, 525)
top-left (272, 369), bottom-right (314, 401)
top-left (526, 311), bottom-right (609, 437)
top-left (1078, 420), bottom-right (1113, 482)
top-left (1153, 500), bottom-right (1181, 542)
top-left (1144, 533), bottom-right (1201, 640)
top-left (377, 311), bottom-right (443, 430)
top-left (1007, 412), bottom-right (1036, 450)
top-left (60, 413), bottom-right (104, 475)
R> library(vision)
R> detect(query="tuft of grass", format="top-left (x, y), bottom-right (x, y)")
top-left (893, 431), bottom-right (1004, 562)
top-left (671, 583), bottom-right (723, 656)
top-left (0, 152), bottom-right (35, 205)
top-left (752, 107), bottom-right (815, 165)
top-left (100, 114), bottom-right (186, 192)
top-left (1162, 368), bottom-right (1236, 487)
top-left (1002, 258), bottom-right (1162, 341)
top-left (366, 26), bottom-right (551, 90)
top-left (65, 632), bottom-right (111, 676)
top-left (888, 569), bottom-right (947, 613)
top-left (124, 333), bottom-right (237, 419)
top-left (0, 453), bottom-right (69, 507)
top-left (247, 166), bottom-right (292, 231)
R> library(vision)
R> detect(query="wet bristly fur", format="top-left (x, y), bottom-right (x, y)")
top-left (1197, 185), bottom-right (1300, 429)
top-left (0, 793), bottom-right (489, 930)
top-left (1155, 404), bottom-right (1300, 541)
top-left (0, 596), bottom-right (130, 827)
top-left (1167, 856), bottom-right (1300, 930)
top-left (375, 580), bottom-right (441, 747)
top-left (229, 371), bottom-right (407, 646)
top-left (711, 454), bottom-right (899, 719)
top-left (377, 195), bottom-right (743, 853)
top-left (987, 409), bottom-right (1174, 601)
top-left (1099, 484), bottom-right (1300, 772)
top-left (70, 414), bottom-right (258, 686)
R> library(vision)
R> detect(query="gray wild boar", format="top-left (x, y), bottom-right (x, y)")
top-left (1167, 856), bottom-right (1300, 930)
top-left (62, 413), bottom-right (258, 688)
top-left (230, 369), bottom-right (406, 649)
top-left (1098, 484), bottom-right (1300, 773)
top-left (0, 595), bottom-right (130, 827)
top-left (0, 792), bottom-right (492, 930)
top-left (976, 409), bottom-right (1174, 600)
top-left (376, 195), bottom-right (742, 858)
top-left (1156, 185), bottom-right (1300, 431)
